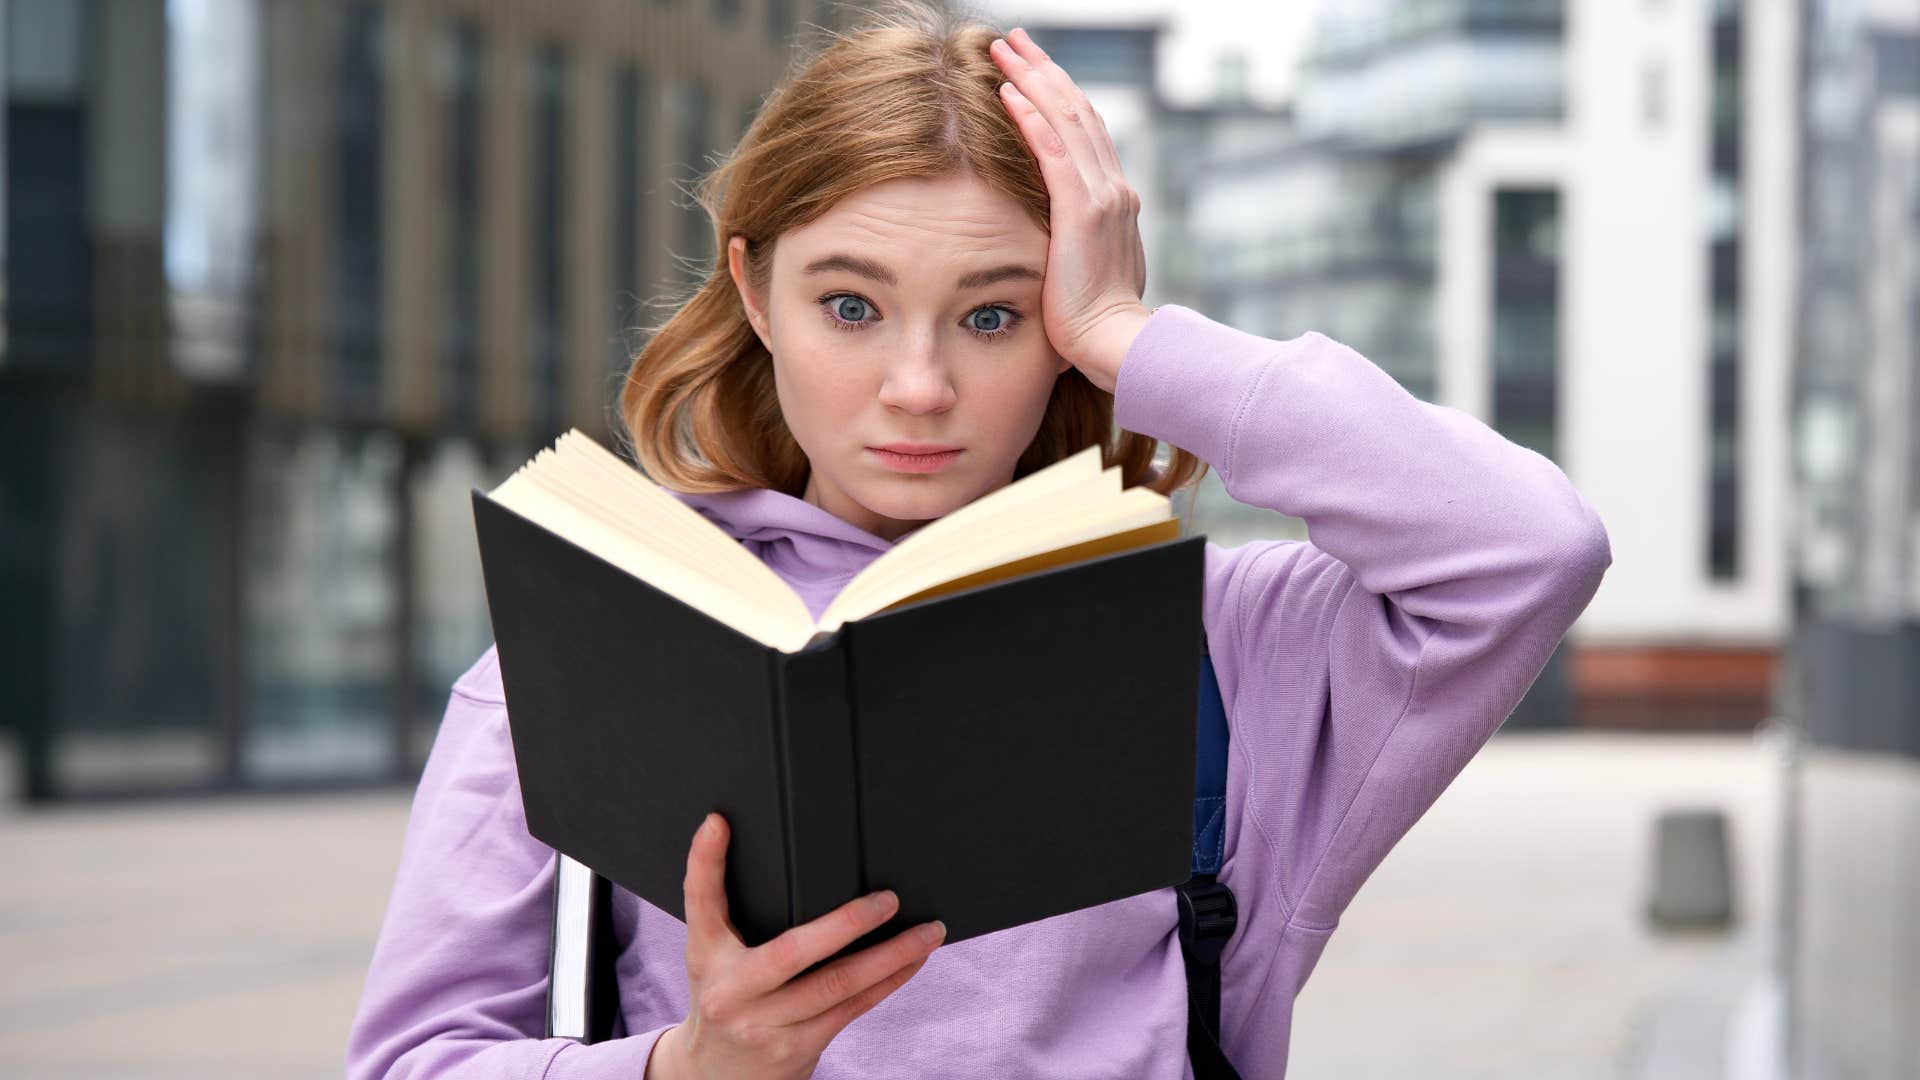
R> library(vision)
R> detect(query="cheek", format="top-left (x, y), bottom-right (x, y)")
top-left (972, 351), bottom-right (1062, 425)
top-left (770, 347), bottom-right (869, 434)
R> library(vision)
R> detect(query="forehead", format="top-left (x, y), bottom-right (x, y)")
top-left (776, 173), bottom-right (1046, 273)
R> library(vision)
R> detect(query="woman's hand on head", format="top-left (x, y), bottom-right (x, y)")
top-left (990, 27), bottom-right (1153, 395)
top-left (647, 813), bottom-right (945, 1080)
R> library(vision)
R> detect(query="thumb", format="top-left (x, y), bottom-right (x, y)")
top-left (684, 813), bottom-right (745, 948)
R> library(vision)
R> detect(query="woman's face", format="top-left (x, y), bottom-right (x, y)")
top-left (727, 171), bottom-right (1067, 543)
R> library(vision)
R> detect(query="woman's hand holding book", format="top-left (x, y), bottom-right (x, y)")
top-left (644, 813), bottom-right (947, 1079)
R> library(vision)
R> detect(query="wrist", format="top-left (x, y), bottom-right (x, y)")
top-left (1071, 302), bottom-right (1153, 395)
top-left (644, 1023), bottom-right (686, 1080)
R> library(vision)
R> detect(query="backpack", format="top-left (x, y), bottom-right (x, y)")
top-left (546, 645), bottom-right (1242, 1079)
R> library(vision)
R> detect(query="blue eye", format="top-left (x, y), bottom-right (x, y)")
top-left (815, 293), bottom-right (1023, 341)
top-left (961, 304), bottom-right (1022, 340)
top-left (830, 295), bottom-right (871, 324)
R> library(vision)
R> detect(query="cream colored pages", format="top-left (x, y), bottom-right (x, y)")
top-left (817, 484), bottom-right (1171, 631)
top-left (515, 452), bottom-right (778, 622)
top-left (814, 444), bottom-right (1110, 611)
top-left (549, 433), bottom-right (779, 589)
top-left (487, 430), bottom-right (1176, 654)
top-left (885, 443), bottom-right (1107, 545)
top-left (819, 463), bottom-right (1121, 624)
top-left (488, 449), bottom-right (818, 653)
top-left (490, 475), bottom-right (811, 652)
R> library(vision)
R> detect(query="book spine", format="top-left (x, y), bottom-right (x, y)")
top-left (769, 637), bottom-right (864, 931)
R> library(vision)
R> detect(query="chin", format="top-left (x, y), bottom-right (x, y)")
top-left (855, 477), bottom-right (974, 523)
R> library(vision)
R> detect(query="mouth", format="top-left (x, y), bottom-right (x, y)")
top-left (869, 446), bottom-right (963, 473)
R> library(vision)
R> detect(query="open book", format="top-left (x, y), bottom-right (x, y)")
top-left (482, 429), bottom-right (1184, 653)
top-left (470, 430), bottom-right (1208, 969)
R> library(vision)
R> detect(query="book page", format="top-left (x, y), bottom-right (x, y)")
top-left (871, 516), bottom-right (1183, 613)
top-left (819, 444), bottom-right (1110, 612)
top-left (880, 443), bottom-right (1108, 548)
top-left (821, 470), bottom-right (1122, 617)
top-left (486, 437), bottom-right (818, 653)
top-left (489, 431), bottom-right (1179, 653)
top-left (548, 433), bottom-right (783, 591)
top-left (521, 449), bottom-right (779, 611)
top-left (817, 483), bottom-right (1176, 631)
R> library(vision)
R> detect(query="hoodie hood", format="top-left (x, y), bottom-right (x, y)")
top-left (667, 486), bottom-right (903, 604)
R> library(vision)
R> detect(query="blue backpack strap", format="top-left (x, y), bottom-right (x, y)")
top-left (1190, 647), bottom-right (1229, 877)
top-left (1178, 644), bottom-right (1242, 1079)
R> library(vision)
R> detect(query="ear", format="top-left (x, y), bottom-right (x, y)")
top-left (727, 235), bottom-right (771, 350)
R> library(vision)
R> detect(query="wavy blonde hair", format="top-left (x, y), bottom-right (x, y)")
top-left (616, 0), bottom-right (1208, 502)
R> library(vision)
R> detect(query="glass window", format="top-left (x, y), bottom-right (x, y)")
top-left (43, 407), bottom-right (234, 794)
top-left (335, 2), bottom-right (386, 420)
top-left (436, 20), bottom-right (484, 433)
top-left (672, 78), bottom-right (714, 286)
top-left (766, 0), bottom-right (795, 44)
top-left (165, 0), bottom-right (261, 383)
top-left (528, 44), bottom-right (569, 440)
top-left (1706, 0), bottom-right (1742, 580)
top-left (4, 0), bottom-right (93, 372)
top-left (244, 426), bottom-right (400, 783)
top-left (1491, 187), bottom-right (1560, 463)
top-left (407, 436), bottom-right (502, 767)
top-left (612, 64), bottom-right (649, 381)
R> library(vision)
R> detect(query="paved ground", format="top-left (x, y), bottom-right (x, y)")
top-left (0, 729), bottom-right (1786, 1078)
top-left (1287, 728), bottom-right (1786, 1079)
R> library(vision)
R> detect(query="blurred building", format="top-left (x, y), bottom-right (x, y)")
top-left (1, 0), bottom-right (846, 801)
top-left (1781, 0), bottom-right (1919, 1073)
top-left (1167, 0), bottom-right (1799, 731)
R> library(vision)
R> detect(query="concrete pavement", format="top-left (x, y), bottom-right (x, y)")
top-left (0, 729), bottom-right (1785, 1077)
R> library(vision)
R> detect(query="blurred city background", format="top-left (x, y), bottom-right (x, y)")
top-left (0, 0), bottom-right (1913, 1076)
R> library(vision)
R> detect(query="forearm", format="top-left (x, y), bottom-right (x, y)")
top-left (1113, 304), bottom-right (1609, 622)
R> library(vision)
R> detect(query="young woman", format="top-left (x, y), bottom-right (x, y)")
top-left (346, 7), bottom-right (1611, 1079)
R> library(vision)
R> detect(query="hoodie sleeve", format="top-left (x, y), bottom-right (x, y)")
top-left (345, 646), bottom-right (675, 1079)
top-left (1112, 304), bottom-right (1611, 931)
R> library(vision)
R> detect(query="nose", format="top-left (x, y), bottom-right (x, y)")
top-left (876, 328), bottom-right (957, 415)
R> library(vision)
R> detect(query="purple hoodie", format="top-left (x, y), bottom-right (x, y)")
top-left (346, 304), bottom-right (1611, 1079)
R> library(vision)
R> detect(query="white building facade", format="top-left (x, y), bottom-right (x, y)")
top-left (1179, 0), bottom-right (1799, 728)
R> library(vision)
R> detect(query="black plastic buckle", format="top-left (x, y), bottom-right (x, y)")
top-left (1176, 877), bottom-right (1238, 966)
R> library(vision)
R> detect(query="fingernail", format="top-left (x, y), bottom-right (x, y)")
top-left (699, 814), bottom-right (716, 837)
top-left (868, 889), bottom-right (897, 914)
top-left (919, 921), bottom-right (946, 945)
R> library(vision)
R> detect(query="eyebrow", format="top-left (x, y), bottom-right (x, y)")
top-left (800, 253), bottom-right (1043, 290)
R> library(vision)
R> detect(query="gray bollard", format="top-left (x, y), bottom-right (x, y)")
top-left (1646, 807), bottom-right (1736, 931)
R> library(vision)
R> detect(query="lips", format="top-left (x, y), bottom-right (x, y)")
top-left (872, 443), bottom-right (961, 455)
top-left (869, 445), bottom-right (963, 473)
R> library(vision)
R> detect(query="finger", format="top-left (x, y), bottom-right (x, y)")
top-left (998, 28), bottom-right (1108, 175)
top-left (742, 886), bottom-right (900, 996)
top-left (1133, 198), bottom-right (1147, 294)
top-left (791, 953), bottom-right (931, 1048)
top-left (999, 82), bottom-right (1089, 203)
top-left (1008, 27), bottom-right (1125, 181)
top-left (989, 36), bottom-right (1103, 190)
top-left (683, 813), bottom-right (744, 951)
top-left (762, 919), bottom-right (944, 1026)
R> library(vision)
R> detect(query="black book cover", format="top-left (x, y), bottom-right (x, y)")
top-left (471, 488), bottom-right (1206, 968)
